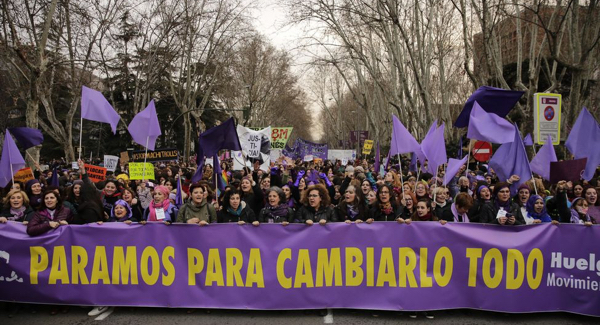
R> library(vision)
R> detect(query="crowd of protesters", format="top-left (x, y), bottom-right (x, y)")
top-left (1, 153), bottom-right (598, 318)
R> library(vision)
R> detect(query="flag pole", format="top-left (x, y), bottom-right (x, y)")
top-left (142, 136), bottom-right (149, 181)
top-left (8, 143), bottom-right (15, 186)
top-left (78, 116), bottom-right (83, 160)
top-left (397, 153), bottom-right (406, 201)
top-left (465, 140), bottom-right (472, 177)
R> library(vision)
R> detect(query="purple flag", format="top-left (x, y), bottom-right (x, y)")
top-left (192, 118), bottom-right (242, 182)
top-left (454, 86), bottom-right (524, 128)
top-left (530, 135), bottom-right (557, 181)
top-left (488, 124), bottom-right (532, 195)
top-left (565, 107), bottom-right (600, 181)
top-left (421, 122), bottom-right (447, 174)
top-left (49, 167), bottom-right (60, 188)
top-left (81, 86), bottom-right (121, 134)
top-left (175, 176), bottom-right (183, 208)
top-left (128, 100), bottom-right (162, 151)
top-left (409, 153), bottom-right (417, 173)
top-left (523, 133), bottom-right (533, 146)
top-left (443, 156), bottom-right (468, 185)
top-left (7, 127), bottom-right (44, 150)
top-left (373, 141), bottom-right (381, 175)
top-left (0, 131), bottom-right (26, 187)
top-left (389, 115), bottom-right (420, 156)
top-left (213, 154), bottom-right (226, 192)
top-left (467, 101), bottom-right (515, 144)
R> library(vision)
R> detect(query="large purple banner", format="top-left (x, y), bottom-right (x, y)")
top-left (0, 222), bottom-right (598, 316)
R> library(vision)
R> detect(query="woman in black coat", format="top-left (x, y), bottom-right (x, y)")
top-left (74, 183), bottom-right (104, 224)
top-left (335, 185), bottom-right (368, 223)
top-left (218, 189), bottom-right (256, 224)
top-left (479, 182), bottom-right (525, 225)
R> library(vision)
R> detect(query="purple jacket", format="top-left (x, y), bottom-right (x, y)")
top-left (27, 206), bottom-right (73, 237)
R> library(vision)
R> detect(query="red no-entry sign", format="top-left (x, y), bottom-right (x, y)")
top-left (473, 141), bottom-right (492, 162)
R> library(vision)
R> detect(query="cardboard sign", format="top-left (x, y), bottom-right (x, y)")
top-left (71, 162), bottom-right (79, 170)
top-left (550, 158), bottom-right (587, 183)
top-left (103, 155), bottom-right (119, 172)
top-left (271, 127), bottom-right (293, 149)
top-left (14, 167), bottom-right (34, 184)
top-left (120, 151), bottom-right (130, 165)
top-left (362, 140), bottom-right (374, 154)
top-left (84, 164), bottom-right (107, 183)
top-left (128, 162), bottom-right (155, 180)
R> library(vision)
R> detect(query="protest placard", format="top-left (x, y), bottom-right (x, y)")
top-left (103, 155), bottom-right (119, 172)
top-left (128, 162), bottom-right (155, 180)
top-left (83, 164), bottom-right (107, 183)
top-left (14, 167), bottom-right (34, 184)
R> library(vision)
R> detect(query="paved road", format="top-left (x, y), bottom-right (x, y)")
top-left (1, 304), bottom-right (597, 324)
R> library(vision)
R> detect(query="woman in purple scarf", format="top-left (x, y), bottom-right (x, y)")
top-left (0, 189), bottom-right (34, 224)
top-left (257, 187), bottom-right (293, 225)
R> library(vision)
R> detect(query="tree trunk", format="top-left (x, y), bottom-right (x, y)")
top-left (183, 113), bottom-right (192, 163)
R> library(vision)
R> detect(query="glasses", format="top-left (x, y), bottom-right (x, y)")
top-left (380, 190), bottom-right (390, 194)
top-left (308, 194), bottom-right (320, 198)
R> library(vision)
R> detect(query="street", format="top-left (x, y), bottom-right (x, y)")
top-left (1, 304), bottom-right (597, 324)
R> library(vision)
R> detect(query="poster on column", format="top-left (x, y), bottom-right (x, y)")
top-left (238, 126), bottom-right (271, 159)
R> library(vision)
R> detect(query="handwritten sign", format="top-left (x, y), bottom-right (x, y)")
top-left (129, 163), bottom-right (155, 180)
top-left (103, 155), bottom-right (119, 172)
top-left (84, 164), bottom-right (107, 183)
top-left (362, 140), bottom-right (374, 155)
top-left (14, 168), bottom-right (34, 184)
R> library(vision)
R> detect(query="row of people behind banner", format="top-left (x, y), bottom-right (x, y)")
top-left (0, 157), bottom-right (597, 237)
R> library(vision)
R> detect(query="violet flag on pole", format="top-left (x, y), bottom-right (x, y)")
top-left (213, 154), bottom-right (226, 192)
top-left (523, 133), bottom-right (533, 146)
top-left (409, 153), bottom-right (418, 173)
top-left (81, 86), bottom-right (121, 134)
top-left (421, 122), bottom-right (447, 174)
top-left (192, 118), bottom-right (242, 182)
top-left (489, 124), bottom-right (532, 195)
top-left (128, 100), bottom-right (162, 151)
top-left (0, 131), bottom-right (26, 187)
top-left (175, 176), bottom-right (183, 208)
top-left (530, 135), bottom-right (557, 181)
top-left (389, 114), bottom-right (421, 156)
top-left (454, 86), bottom-right (524, 128)
top-left (7, 127), bottom-right (43, 150)
top-left (49, 166), bottom-right (60, 188)
top-left (414, 121), bottom-right (436, 171)
top-left (443, 156), bottom-right (468, 186)
top-left (467, 101), bottom-right (515, 144)
top-left (565, 107), bottom-right (600, 181)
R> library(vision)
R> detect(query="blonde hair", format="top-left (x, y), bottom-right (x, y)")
top-left (3, 190), bottom-right (30, 209)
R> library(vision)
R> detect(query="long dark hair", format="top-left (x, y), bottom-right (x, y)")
top-left (80, 183), bottom-right (103, 209)
top-left (337, 185), bottom-right (367, 219)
